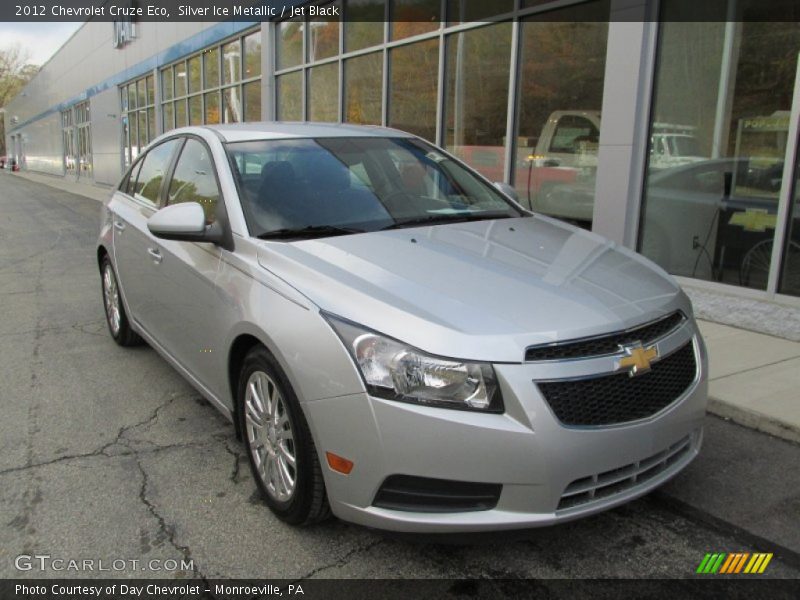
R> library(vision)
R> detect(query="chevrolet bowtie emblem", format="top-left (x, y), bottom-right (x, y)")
top-left (617, 342), bottom-right (659, 377)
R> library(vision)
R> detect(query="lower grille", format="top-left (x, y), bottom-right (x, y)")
top-left (373, 475), bottom-right (502, 513)
top-left (537, 342), bottom-right (697, 426)
top-left (558, 435), bottom-right (693, 510)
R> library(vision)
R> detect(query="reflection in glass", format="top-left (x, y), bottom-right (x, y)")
top-left (277, 20), bottom-right (304, 70)
top-left (391, 0), bottom-right (440, 40)
top-left (344, 0), bottom-right (384, 51)
top-left (640, 12), bottom-right (800, 292)
top-left (189, 95), bottom-right (202, 126)
top-left (163, 102), bottom-right (174, 131)
top-left (389, 39), bottom-right (438, 142)
top-left (345, 52), bottom-right (382, 125)
top-left (188, 56), bottom-right (201, 94)
top-left (244, 32), bottom-right (262, 78)
top-left (244, 81), bottom-right (261, 122)
top-left (308, 2), bottom-right (340, 62)
top-left (308, 62), bottom-right (339, 122)
top-left (205, 92), bottom-right (221, 124)
top-left (146, 76), bottom-right (155, 105)
top-left (222, 40), bottom-right (242, 85)
top-left (514, 2), bottom-right (609, 225)
top-left (779, 161), bottom-right (800, 296)
top-left (175, 100), bottom-right (187, 127)
top-left (137, 79), bottom-right (147, 108)
top-left (447, 0), bottom-right (513, 24)
top-left (277, 72), bottom-right (303, 120)
top-left (444, 23), bottom-right (511, 181)
top-left (162, 67), bottom-right (174, 101)
top-left (175, 61), bottom-right (188, 97)
top-left (223, 87), bottom-right (242, 123)
top-left (204, 47), bottom-right (220, 89)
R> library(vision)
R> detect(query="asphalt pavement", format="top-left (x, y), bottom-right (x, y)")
top-left (1, 171), bottom-right (799, 587)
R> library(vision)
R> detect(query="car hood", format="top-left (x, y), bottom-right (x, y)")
top-left (256, 216), bottom-right (689, 362)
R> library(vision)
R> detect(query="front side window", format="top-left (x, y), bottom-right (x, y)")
top-left (131, 140), bottom-right (180, 205)
top-left (226, 136), bottom-right (522, 238)
top-left (167, 139), bottom-right (221, 223)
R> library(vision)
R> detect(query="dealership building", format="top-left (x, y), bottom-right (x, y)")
top-left (4, 0), bottom-right (800, 305)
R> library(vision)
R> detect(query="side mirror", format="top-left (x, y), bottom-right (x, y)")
top-left (494, 181), bottom-right (520, 203)
top-left (147, 202), bottom-right (223, 245)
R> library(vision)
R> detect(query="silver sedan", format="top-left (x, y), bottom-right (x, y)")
top-left (97, 123), bottom-right (708, 532)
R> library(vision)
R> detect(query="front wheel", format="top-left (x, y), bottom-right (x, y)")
top-left (238, 346), bottom-right (330, 525)
top-left (100, 256), bottom-right (142, 347)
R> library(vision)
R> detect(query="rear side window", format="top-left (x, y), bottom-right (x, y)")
top-left (131, 139), bottom-right (180, 205)
top-left (166, 139), bottom-right (221, 224)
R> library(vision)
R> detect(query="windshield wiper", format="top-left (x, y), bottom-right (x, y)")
top-left (381, 212), bottom-right (514, 231)
top-left (256, 225), bottom-right (366, 240)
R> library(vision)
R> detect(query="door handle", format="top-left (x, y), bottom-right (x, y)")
top-left (113, 220), bottom-right (126, 232)
top-left (147, 247), bottom-right (163, 264)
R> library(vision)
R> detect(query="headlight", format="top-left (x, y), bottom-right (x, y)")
top-left (325, 315), bottom-right (503, 413)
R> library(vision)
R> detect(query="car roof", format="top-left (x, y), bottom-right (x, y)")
top-left (198, 121), bottom-right (416, 143)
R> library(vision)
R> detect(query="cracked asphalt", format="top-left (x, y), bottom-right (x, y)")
top-left (1, 172), bottom-right (799, 584)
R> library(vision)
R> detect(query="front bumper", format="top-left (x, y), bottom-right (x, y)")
top-left (304, 327), bottom-right (708, 533)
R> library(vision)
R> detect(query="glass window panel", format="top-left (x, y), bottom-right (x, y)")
top-left (121, 87), bottom-right (129, 112)
top-left (188, 55), bottom-right (202, 93)
top-left (137, 79), bottom-right (147, 108)
top-left (189, 95), bottom-right (203, 126)
top-left (133, 139), bottom-right (180, 204)
top-left (162, 67), bottom-right (174, 101)
top-left (447, 0), bottom-right (513, 24)
top-left (163, 102), bottom-right (174, 131)
top-left (205, 91), bottom-right (221, 124)
top-left (344, 52), bottom-right (382, 125)
top-left (137, 111), bottom-right (148, 149)
top-left (277, 19), bottom-right (304, 70)
top-left (640, 6), bottom-right (800, 291)
top-left (244, 32), bottom-right (262, 78)
top-left (223, 87), bottom-right (242, 123)
top-left (779, 160), bottom-right (800, 296)
top-left (277, 72), bottom-right (303, 120)
top-left (175, 99), bottom-right (187, 127)
top-left (244, 81), bottom-right (262, 122)
top-left (308, 62), bottom-right (339, 122)
top-left (128, 84), bottom-right (137, 110)
top-left (148, 107), bottom-right (156, 142)
top-left (444, 23), bottom-right (512, 181)
top-left (146, 75), bottom-right (155, 105)
top-left (389, 39), bottom-right (438, 141)
top-left (223, 40), bottom-right (242, 84)
top-left (167, 139), bottom-right (220, 223)
top-left (308, 2), bottom-right (341, 62)
top-left (513, 1), bottom-right (609, 225)
top-left (204, 47), bottom-right (220, 89)
top-left (344, 0), bottom-right (384, 51)
top-left (390, 0), bottom-right (440, 40)
top-left (175, 61), bottom-right (188, 97)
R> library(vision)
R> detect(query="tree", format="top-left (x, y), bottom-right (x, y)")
top-left (0, 45), bottom-right (39, 155)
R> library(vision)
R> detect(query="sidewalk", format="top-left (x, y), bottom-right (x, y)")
top-left (8, 169), bottom-right (800, 445)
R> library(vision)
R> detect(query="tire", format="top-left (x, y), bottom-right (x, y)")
top-left (100, 255), bottom-right (142, 347)
top-left (238, 346), bottom-right (330, 525)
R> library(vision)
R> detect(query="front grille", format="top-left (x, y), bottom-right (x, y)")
top-left (537, 342), bottom-right (697, 426)
top-left (525, 311), bottom-right (685, 362)
top-left (558, 435), bottom-right (692, 510)
top-left (373, 475), bottom-right (502, 513)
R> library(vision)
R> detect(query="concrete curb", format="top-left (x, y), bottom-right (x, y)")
top-left (708, 396), bottom-right (800, 445)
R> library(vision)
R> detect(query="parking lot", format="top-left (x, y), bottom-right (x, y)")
top-left (1, 172), bottom-right (799, 586)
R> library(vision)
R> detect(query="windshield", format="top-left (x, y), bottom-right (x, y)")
top-left (225, 136), bottom-right (523, 239)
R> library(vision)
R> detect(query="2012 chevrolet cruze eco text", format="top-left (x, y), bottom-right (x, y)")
top-left (97, 123), bottom-right (708, 532)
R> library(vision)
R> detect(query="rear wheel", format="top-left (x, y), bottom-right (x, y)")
top-left (238, 346), bottom-right (330, 525)
top-left (100, 256), bottom-right (142, 347)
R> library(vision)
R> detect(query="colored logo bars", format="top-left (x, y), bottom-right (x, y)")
top-left (696, 552), bottom-right (773, 574)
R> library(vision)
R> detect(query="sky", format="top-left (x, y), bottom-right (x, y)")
top-left (0, 22), bottom-right (83, 65)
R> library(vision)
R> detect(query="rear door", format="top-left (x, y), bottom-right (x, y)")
top-left (111, 138), bottom-right (182, 336)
